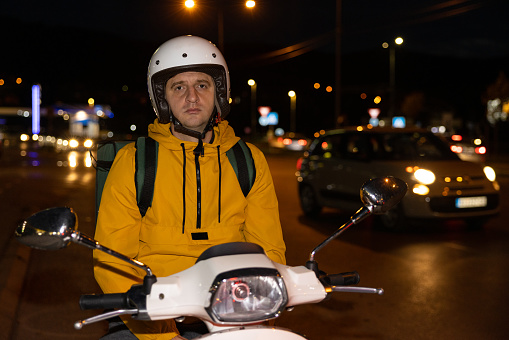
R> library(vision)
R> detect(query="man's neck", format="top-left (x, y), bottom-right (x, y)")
top-left (171, 126), bottom-right (213, 143)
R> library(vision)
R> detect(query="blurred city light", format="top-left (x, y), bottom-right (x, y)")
top-left (69, 139), bottom-right (79, 148)
top-left (69, 152), bottom-right (78, 168)
top-left (84, 139), bottom-right (94, 148)
top-left (85, 153), bottom-right (93, 168)
top-left (258, 106), bottom-right (270, 116)
top-left (32, 84), bottom-right (41, 134)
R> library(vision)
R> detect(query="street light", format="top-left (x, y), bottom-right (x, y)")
top-left (382, 36), bottom-right (403, 116)
top-left (184, 1), bottom-right (255, 53)
top-left (288, 90), bottom-right (296, 132)
top-left (248, 79), bottom-right (257, 134)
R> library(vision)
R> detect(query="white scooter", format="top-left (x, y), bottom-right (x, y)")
top-left (15, 177), bottom-right (407, 339)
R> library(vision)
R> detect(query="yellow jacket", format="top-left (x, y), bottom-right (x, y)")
top-left (94, 119), bottom-right (286, 339)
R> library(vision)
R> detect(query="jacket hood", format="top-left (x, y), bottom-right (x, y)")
top-left (148, 118), bottom-right (240, 153)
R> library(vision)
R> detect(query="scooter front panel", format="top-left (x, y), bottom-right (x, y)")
top-left (196, 325), bottom-right (307, 339)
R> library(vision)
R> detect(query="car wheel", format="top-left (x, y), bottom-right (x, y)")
top-left (377, 204), bottom-right (406, 231)
top-left (299, 184), bottom-right (322, 217)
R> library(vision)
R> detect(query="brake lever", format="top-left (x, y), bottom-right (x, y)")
top-left (331, 286), bottom-right (384, 295)
top-left (74, 309), bottom-right (138, 329)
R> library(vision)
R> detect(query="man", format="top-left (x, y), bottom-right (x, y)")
top-left (93, 35), bottom-right (286, 339)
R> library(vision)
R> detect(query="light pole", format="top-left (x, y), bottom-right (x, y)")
top-left (184, 1), bottom-right (255, 53)
top-left (335, 0), bottom-right (342, 128)
top-left (383, 37), bottom-right (403, 117)
top-left (248, 79), bottom-right (257, 134)
top-left (288, 90), bottom-right (296, 132)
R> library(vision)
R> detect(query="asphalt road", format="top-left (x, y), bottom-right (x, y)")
top-left (1, 144), bottom-right (509, 339)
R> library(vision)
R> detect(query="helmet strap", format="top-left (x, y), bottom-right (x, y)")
top-left (170, 108), bottom-right (220, 151)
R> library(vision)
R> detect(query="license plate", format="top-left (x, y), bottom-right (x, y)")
top-left (455, 196), bottom-right (488, 208)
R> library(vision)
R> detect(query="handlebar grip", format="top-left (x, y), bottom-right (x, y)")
top-left (79, 293), bottom-right (132, 310)
top-left (328, 271), bottom-right (360, 286)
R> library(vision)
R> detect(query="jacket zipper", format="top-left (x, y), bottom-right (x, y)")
top-left (194, 151), bottom-right (202, 229)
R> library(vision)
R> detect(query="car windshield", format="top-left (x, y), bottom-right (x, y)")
top-left (312, 131), bottom-right (459, 161)
top-left (376, 132), bottom-right (458, 161)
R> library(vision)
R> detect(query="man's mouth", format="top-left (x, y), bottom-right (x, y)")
top-left (186, 108), bottom-right (200, 114)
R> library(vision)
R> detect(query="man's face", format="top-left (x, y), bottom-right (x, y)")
top-left (165, 71), bottom-right (216, 132)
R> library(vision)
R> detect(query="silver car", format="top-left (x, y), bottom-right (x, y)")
top-left (296, 127), bottom-right (500, 230)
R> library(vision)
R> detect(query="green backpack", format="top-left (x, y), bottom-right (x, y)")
top-left (94, 137), bottom-right (256, 219)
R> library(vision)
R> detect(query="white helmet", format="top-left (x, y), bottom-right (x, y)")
top-left (147, 35), bottom-right (230, 124)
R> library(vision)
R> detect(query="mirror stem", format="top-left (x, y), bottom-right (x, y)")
top-left (71, 232), bottom-right (154, 277)
top-left (308, 207), bottom-right (371, 263)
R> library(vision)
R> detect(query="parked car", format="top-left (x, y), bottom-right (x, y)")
top-left (269, 132), bottom-right (310, 151)
top-left (296, 126), bottom-right (500, 230)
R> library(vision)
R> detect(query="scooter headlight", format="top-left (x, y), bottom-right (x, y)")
top-left (207, 268), bottom-right (288, 323)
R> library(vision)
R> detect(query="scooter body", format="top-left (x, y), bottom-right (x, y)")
top-left (15, 177), bottom-right (408, 339)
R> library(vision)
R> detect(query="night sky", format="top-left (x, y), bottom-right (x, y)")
top-left (1, 0), bottom-right (509, 135)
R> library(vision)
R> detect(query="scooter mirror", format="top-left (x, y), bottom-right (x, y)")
top-left (360, 177), bottom-right (407, 214)
top-left (15, 207), bottom-right (77, 250)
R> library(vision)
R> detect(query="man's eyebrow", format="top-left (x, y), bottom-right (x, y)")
top-left (169, 80), bottom-right (185, 89)
top-left (195, 78), bottom-right (212, 85)
top-left (169, 78), bottom-right (212, 89)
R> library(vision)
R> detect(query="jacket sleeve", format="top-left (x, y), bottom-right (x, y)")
top-left (242, 144), bottom-right (286, 265)
top-left (93, 145), bottom-right (179, 339)
top-left (94, 144), bottom-right (144, 293)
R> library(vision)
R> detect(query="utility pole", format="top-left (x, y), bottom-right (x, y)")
top-left (335, 0), bottom-right (342, 127)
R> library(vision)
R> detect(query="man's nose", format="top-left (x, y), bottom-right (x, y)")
top-left (186, 87), bottom-right (199, 103)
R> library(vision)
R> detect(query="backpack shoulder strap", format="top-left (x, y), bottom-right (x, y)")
top-left (135, 136), bottom-right (158, 217)
top-left (95, 140), bottom-right (134, 221)
top-left (226, 139), bottom-right (256, 197)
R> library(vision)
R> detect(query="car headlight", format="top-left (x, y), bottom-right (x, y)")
top-left (69, 139), bottom-right (79, 148)
top-left (483, 166), bottom-right (496, 182)
top-left (84, 139), bottom-right (93, 148)
top-left (414, 168), bottom-right (435, 185)
top-left (412, 184), bottom-right (430, 195)
top-left (206, 269), bottom-right (288, 323)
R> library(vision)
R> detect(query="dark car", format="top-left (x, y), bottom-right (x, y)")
top-left (269, 132), bottom-right (310, 151)
top-left (444, 133), bottom-right (487, 163)
top-left (296, 126), bottom-right (500, 230)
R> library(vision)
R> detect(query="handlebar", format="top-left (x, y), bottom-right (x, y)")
top-left (79, 293), bottom-right (133, 310)
top-left (321, 271), bottom-right (384, 295)
top-left (327, 271), bottom-right (360, 286)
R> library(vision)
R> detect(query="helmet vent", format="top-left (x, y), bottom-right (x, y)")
top-left (212, 53), bottom-right (216, 58)
top-left (182, 53), bottom-right (188, 58)
top-left (156, 60), bottom-right (160, 65)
